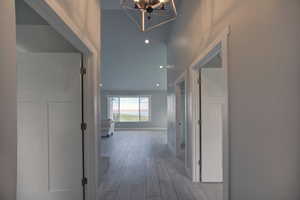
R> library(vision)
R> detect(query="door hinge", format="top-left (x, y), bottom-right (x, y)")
top-left (81, 177), bottom-right (88, 186)
top-left (81, 122), bottom-right (87, 131)
top-left (198, 160), bottom-right (201, 165)
top-left (198, 120), bottom-right (201, 125)
top-left (80, 67), bottom-right (87, 75)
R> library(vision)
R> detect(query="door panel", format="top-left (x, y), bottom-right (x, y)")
top-left (18, 102), bottom-right (46, 195)
top-left (201, 68), bottom-right (226, 182)
top-left (48, 102), bottom-right (81, 192)
top-left (17, 53), bottom-right (82, 200)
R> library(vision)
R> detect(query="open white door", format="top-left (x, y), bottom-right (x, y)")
top-left (175, 80), bottom-right (187, 167)
top-left (175, 83), bottom-right (182, 154)
top-left (200, 57), bottom-right (226, 183)
top-left (17, 53), bottom-right (82, 200)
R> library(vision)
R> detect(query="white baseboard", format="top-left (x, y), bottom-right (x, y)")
top-left (115, 127), bottom-right (167, 131)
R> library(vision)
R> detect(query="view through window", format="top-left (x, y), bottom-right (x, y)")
top-left (108, 96), bottom-right (150, 122)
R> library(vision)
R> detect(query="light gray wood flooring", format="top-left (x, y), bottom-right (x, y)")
top-left (98, 131), bottom-right (222, 200)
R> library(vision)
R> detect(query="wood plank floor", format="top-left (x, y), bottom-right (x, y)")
top-left (98, 131), bottom-right (222, 200)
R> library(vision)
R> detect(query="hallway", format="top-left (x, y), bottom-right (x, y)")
top-left (98, 131), bottom-right (222, 200)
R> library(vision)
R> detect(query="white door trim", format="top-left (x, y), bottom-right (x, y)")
top-left (23, 1), bottom-right (100, 200)
top-left (174, 71), bottom-right (188, 171)
top-left (188, 26), bottom-right (230, 200)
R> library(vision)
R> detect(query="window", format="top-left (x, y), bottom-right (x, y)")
top-left (108, 96), bottom-right (150, 122)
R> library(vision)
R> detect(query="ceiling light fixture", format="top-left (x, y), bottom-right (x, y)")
top-left (156, 83), bottom-right (160, 87)
top-left (159, 65), bottom-right (164, 69)
top-left (121, 0), bottom-right (177, 32)
top-left (165, 65), bottom-right (175, 69)
top-left (144, 39), bottom-right (150, 44)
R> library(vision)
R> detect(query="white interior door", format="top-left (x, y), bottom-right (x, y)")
top-left (175, 84), bottom-right (182, 157)
top-left (175, 80), bottom-right (189, 170)
top-left (176, 83), bottom-right (185, 155)
top-left (200, 66), bottom-right (226, 182)
top-left (17, 53), bottom-right (82, 200)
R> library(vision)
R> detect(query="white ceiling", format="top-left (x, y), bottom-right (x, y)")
top-left (101, 0), bottom-right (122, 10)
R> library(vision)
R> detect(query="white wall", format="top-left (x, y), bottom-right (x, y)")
top-left (15, 0), bottom-right (48, 25)
top-left (101, 90), bottom-right (167, 129)
top-left (17, 25), bottom-right (77, 52)
top-left (101, 10), bottom-right (168, 91)
top-left (167, 0), bottom-right (300, 200)
top-left (16, 1), bottom-right (77, 52)
top-left (0, 1), bottom-right (17, 200)
top-left (45, 0), bottom-right (101, 51)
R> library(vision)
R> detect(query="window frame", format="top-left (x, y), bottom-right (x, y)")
top-left (106, 95), bottom-right (151, 123)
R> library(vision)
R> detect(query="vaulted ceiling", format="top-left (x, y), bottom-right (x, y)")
top-left (100, 0), bottom-right (181, 91)
top-left (101, 0), bottom-right (122, 10)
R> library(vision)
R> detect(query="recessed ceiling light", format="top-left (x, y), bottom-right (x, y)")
top-left (156, 83), bottom-right (160, 87)
top-left (99, 83), bottom-right (103, 87)
top-left (145, 39), bottom-right (150, 44)
top-left (159, 65), bottom-right (164, 69)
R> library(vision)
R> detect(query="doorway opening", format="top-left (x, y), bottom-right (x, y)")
top-left (15, 1), bottom-right (89, 200)
top-left (97, 1), bottom-right (204, 199)
top-left (199, 52), bottom-right (225, 183)
top-left (189, 27), bottom-right (230, 200)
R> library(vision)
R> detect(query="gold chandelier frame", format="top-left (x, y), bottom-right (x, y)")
top-left (120, 0), bottom-right (177, 32)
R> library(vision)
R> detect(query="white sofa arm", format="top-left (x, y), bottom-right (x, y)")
top-left (101, 119), bottom-right (114, 137)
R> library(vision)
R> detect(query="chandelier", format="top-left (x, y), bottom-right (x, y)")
top-left (121, 0), bottom-right (177, 32)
